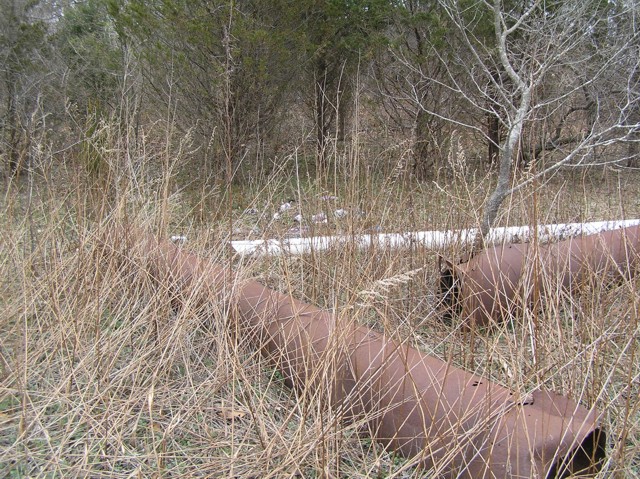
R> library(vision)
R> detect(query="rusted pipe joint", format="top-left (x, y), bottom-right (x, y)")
top-left (439, 225), bottom-right (640, 328)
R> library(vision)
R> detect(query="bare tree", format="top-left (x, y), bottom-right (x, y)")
top-left (300, 0), bottom-right (392, 176)
top-left (108, 0), bottom-right (297, 182)
top-left (0, 0), bottom-right (47, 176)
top-left (395, 0), bottom-right (640, 252)
top-left (375, 0), bottom-right (465, 179)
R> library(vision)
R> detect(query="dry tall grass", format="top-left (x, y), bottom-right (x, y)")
top-left (1, 121), bottom-right (639, 478)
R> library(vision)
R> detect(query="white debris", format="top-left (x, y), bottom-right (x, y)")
top-left (286, 226), bottom-right (309, 237)
top-left (334, 209), bottom-right (347, 219)
top-left (272, 212), bottom-right (281, 220)
top-left (279, 202), bottom-right (293, 213)
top-left (171, 235), bottom-right (187, 244)
top-left (243, 207), bottom-right (259, 216)
top-left (312, 212), bottom-right (328, 224)
top-left (294, 214), bottom-right (304, 223)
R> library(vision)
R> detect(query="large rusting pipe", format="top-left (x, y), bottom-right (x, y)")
top-left (122, 230), bottom-right (605, 478)
top-left (439, 225), bottom-right (640, 328)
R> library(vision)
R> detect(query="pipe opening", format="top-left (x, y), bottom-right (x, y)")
top-left (438, 262), bottom-right (462, 323)
top-left (546, 428), bottom-right (607, 478)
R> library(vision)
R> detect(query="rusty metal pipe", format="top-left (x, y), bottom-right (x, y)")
top-left (440, 225), bottom-right (640, 328)
top-left (129, 231), bottom-right (605, 478)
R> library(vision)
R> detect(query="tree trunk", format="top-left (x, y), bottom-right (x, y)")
top-left (473, 86), bottom-right (532, 253)
top-left (471, 2), bottom-right (535, 254)
top-left (413, 108), bottom-right (434, 178)
top-left (337, 82), bottom-right (351, 143)
top-left (487, 110), bottom-right (500, 166)
top-left (487, 67), bottom-right (502, 166)
top-left (627, 102), bottom-right (639, 167)
top-left (628, 131), bottom-right (639, 168)
top-left (5, 70), bottom-right (21, 176)
top-left (315, 61), bottom-right (330, 176)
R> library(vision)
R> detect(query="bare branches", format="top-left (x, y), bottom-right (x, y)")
top-left (493, 0), bottom-right (538, 89)
top-left (386, 0), bottom-right (639, 251)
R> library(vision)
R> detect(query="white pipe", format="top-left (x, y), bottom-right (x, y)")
top-left (229, 219), bottom-right (640, 256)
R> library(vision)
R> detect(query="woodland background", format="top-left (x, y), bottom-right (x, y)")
top-left (2, 1), bottom-right (640, 478)
top-left (3, 0), bottom-right (639, 190)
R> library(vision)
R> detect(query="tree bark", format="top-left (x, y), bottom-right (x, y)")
top-left (473, 86), bottom-right (532, 253)
top-left (487, 110), bottom-right (500, 165)
top-left (471, 0), bottom-right (536, 254)
top-left (413, 108), bottom-right (435, 177)
top-left (314, 59), bottom-right (332, 176)
top-left (5, 69), bottom-right (21, 176)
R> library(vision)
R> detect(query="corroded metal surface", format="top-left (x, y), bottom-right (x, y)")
top-left (126, 230), bottom-right (605, 478)
top-left (440, 225), bottom-right (640, 328)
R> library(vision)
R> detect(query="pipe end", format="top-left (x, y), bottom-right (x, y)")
top-left (547, 428), bottom-right (607, 478)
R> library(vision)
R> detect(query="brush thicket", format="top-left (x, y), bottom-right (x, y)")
top-left (1, 117), bottom-right (639, 478)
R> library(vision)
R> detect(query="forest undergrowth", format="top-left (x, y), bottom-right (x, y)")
top-left (1, 125), bottom-right (639, 478)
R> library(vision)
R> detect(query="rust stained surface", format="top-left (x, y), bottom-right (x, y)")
top-left (441, 225), bottom-right (640, 328)
top-left (128, 231), bottom-right (605, 478)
